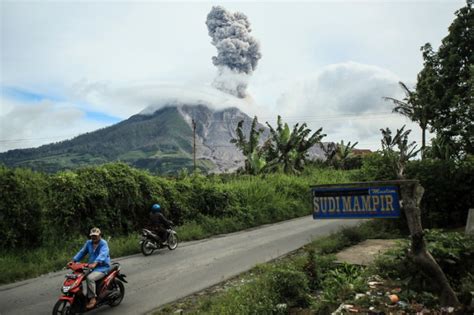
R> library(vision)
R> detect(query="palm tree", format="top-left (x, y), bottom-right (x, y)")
top-left (383, 81), bottom-right (430, 158)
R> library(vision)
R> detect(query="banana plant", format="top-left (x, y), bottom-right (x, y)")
top-left (334, 140), bottom-right (358, 169)
top-left (231, 116), bottom-right (266, 174)
top-left (379, 125), bottom-right (420, 179)
top-left (265, 116), bottom-right (326, 174)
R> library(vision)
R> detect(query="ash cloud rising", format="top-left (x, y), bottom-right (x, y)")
top-left (206, 6), bottom-right (262, 98)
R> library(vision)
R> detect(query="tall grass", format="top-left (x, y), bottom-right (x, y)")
top-left (0, 166), bottom-right (356, 285)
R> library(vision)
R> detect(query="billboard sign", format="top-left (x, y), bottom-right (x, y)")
top-left (312, 184), bottom-right (401, 219)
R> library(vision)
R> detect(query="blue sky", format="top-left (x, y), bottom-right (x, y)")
top-left (0, 0), bottom-right (467, 152)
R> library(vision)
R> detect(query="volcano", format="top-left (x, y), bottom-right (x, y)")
top-left (0, 104), bottom-right (325, 174)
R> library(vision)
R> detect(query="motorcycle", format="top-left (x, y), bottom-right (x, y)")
top-left (140, 227), bottom-right (178, 256)
top-left (52, 262), bottom-right (127, 315)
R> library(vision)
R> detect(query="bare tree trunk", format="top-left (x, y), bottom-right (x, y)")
top-left (400, 182), bottom-right (460, 307)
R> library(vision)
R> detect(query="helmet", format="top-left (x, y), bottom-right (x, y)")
top-left (151, 204), bottom-right (161, 213)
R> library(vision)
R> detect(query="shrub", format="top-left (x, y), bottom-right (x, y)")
top-left (264, 267), bottom-right (311, 308)
top-left (375, 230), bottom-right (474, 292)
top-left (0, 166), bottom-right (48, 249)
top-left (405, 158), bottom-right (474, 228)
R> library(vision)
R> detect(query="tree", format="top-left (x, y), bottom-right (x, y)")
top-left (383, 82), bottom-right (433, 158)
top-left (380, 125), bottom-right (420, 179)
top-left (334, 140), bottom-right (358, 169)
top-left (265, 116), bottom-right (326, 174)
top-left (379, 127), bottom-right (459, 306)
top-left (417, 1), bottom-right (473, 156)
top-left (230, 116), bottom-right (266, 174)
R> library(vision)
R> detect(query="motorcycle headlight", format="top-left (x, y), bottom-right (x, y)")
top-left (62, 285), bottom-right (71, 293)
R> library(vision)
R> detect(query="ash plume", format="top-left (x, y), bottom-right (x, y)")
top-left (206, 6), bottom-right (262, 98)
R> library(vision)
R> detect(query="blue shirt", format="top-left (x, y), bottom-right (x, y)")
top-left (73, 239), bottom-right (111, 273)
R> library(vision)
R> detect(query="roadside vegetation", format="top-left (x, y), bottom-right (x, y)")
top-left (154, 224), bottom-right (474, 314)
top-left (0, 163), bottom-right (355, 284)
top-left (0, 3), bottom-right (472, 313)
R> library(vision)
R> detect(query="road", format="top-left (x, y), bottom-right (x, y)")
top-left (0, 216), bottom-right (360, 315)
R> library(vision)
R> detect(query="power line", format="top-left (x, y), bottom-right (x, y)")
top-left (0, 111), bottom-right (399, 143)
top-left (0, 134), bottom-right (80, 143)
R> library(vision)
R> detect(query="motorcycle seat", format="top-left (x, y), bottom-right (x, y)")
top-left (106, 262), bottom-right (120, 275)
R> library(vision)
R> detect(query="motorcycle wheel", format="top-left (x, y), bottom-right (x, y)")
top-left (167, 233), bottom-right (178, 250)
top-left (109, 280), bottom-right (125, 307)
top-left (52, 300), bottom-right (76, 315)
top-left (141, 240), bottom-right (155, 256)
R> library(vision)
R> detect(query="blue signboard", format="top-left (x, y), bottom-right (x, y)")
top-left (312, 185), bottom-right (400, 219)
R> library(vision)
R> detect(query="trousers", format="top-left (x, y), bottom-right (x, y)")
top-left (84, 271), bottom-right (105, 298)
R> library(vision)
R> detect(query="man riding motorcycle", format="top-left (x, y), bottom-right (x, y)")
top-left (69, 227), bottom-right (110, 309)
top-left (149, 204), bottom-right (173, 245)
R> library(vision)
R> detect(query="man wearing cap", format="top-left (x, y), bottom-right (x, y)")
top-left (70, 227), bottom-right (111, 309)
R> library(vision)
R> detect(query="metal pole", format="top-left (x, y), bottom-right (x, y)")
top-left (192, 119), bottom-right (196, 173)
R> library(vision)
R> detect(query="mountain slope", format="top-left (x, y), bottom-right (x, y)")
top-left (0, 105), bottom-right (251, 173)
top-left (0, 104), bottom-right (325, 173)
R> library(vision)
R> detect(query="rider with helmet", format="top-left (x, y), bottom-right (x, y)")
top-left (149, 204), bottom-right (173, 245)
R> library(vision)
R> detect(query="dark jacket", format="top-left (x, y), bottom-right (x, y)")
top-left (149, 212), bottom-right (172, 230)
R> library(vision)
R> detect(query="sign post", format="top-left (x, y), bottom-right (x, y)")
top-left (312, 181), bottom-right (402, 220)
top-left (311, 180), bottom-right (460, 307)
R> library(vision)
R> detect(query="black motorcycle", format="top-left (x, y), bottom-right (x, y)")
top-left (140, 228), bottom-right (178, 256)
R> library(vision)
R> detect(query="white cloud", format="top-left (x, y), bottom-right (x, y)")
top-left (0, 1), bottom-right (460, 151)
top-left (0, 99), bottom-right (108, 152)
top-left (69, 80), bottom-right (258, 119)
top-left (273, 62), bottom-right (429, 150)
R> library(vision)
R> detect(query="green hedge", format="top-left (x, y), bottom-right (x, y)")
top-left (357, 154), bottom-right (474, 228)
top-left (0, 163), bottom-right (354, 250)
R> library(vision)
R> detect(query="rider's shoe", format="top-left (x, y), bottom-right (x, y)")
top-left (86, 298), bottom-right (97, 309)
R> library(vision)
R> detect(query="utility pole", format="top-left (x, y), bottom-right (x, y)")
top-left (192, 119), bottom-right (196, 173)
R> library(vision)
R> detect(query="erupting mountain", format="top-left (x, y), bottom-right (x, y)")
top-left (0, 104), bottom-right (325, 173)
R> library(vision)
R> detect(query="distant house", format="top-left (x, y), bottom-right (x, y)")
top-left (352, 149), bottom-right (372, 156)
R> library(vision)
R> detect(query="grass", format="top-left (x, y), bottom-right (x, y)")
top-left (153, 226), bottom-right (474, 314)
top-left (0, 166), bottom-right (359, 285)
top-left (0, 234), bottom-right (139, 285)
top-left (153, 221), bottom-right (400, 314)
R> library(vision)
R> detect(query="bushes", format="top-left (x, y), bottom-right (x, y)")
top-left (358, 153), bottom-right (473, 229)
top-left (405, 158), bottom-right (474, 228)
top-left (375, 230), bottom-right (474, 299)
top-left (0, 166), bottom-right (48, 248)
top-left (0, 163), bottom-right (356, 250)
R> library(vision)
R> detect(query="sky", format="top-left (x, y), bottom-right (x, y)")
top-left (0, 0), bottom-right (466, 152)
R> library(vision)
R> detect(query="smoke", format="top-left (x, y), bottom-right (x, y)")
top-left (206, 6), bottom-right (262, 98)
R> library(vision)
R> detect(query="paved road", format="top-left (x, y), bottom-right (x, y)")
top-left (0, 216), bottom-right (361, 315)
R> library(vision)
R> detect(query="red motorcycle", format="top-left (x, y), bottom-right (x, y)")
top-left (52, 262), bottom-right (127, 314)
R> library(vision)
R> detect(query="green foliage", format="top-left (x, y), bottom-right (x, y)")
top-left (0, 107), bottom-right (214, 174)
top-left (357, 152), bottom-right (398, 181)
top-left (376, 230), bottom-right (474, 293)
top-left (0, 163), bottom-right (357, 284)
top-left (231, 116), bottom-right (267, 175)
top-left (0, 165), bottom-right (48, 248)
top-left (322, 141), bottom-right (362, 170)
top-left (264, 267), bottom-right (311, 308)
top-left (380, 125), bottom-right (420, 179)
top-left (416, 2), bottom-right (473, 156)
top-left (405, 158), bottom-right (474, 227)
top-left (265, 116), bottom-right (326, 174)
top-left (321, 264), bottom-right (366, 302)
top-left (0, 234), bottom-right (138, 285)
top-left (383, 81), bottom-right (434, 157)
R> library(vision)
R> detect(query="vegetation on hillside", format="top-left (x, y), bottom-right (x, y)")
top-left (0, 107), bottom-right (207, 174)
